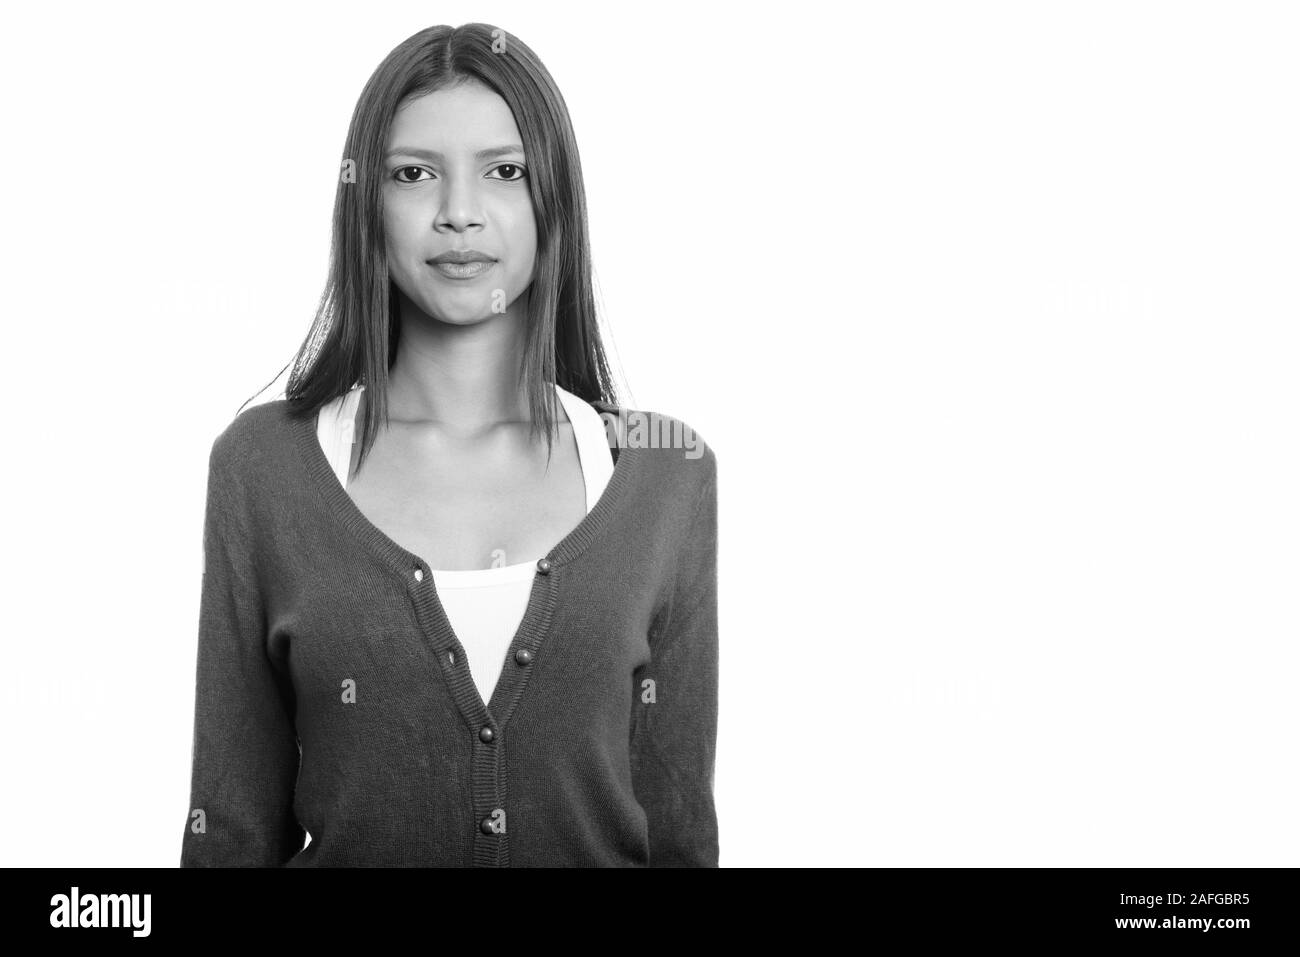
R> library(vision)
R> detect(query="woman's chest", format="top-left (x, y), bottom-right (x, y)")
top-left (342, 424), bottom-right (588, 570)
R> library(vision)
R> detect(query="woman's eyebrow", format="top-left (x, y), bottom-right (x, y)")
top-left (385, 145), bottom-right (525, 160)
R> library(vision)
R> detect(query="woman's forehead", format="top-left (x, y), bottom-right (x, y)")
top-left (388, 82), bottom-right (521, 149)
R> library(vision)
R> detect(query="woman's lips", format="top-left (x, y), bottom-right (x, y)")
top-left (430, 260), bottom-right (494, 280)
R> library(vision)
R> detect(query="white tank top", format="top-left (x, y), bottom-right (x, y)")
top-left (315, 383), bottom-right (614, 705)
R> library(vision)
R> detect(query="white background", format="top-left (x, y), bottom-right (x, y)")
top-left (0, 0), bottom-right (1296, 866)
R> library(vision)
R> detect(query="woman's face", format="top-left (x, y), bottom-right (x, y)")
top-left (382, 80), bottom-right (537, 326)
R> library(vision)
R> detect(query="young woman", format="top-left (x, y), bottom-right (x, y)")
top-left (180, 23), bottom-right (718, 867)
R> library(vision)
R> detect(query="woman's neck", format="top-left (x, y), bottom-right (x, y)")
top-left (383, 304), bottom-right (539, 435)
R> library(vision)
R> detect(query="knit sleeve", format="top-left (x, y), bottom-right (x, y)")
top-left (180, 437), bottom-right (305, 866)
top-left (630, 447), bottom-right (719, 867)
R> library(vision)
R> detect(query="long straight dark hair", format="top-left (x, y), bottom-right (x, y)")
top-left (249, 23), bottom-right (619, 471)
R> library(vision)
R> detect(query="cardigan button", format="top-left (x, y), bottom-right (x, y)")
top-left (514, 648), bottom-right (533, 666)
top-left (536, 558), bottom-right (552, 574)
top-left (480, 809), bottom-right (506, 834)
top-left (479, 726), bottom-right (494, 743)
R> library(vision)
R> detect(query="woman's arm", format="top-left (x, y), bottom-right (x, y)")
top-left (630, 445), bottom-right (720, 866)
top-left (180, 436), bottom-right (305, 866)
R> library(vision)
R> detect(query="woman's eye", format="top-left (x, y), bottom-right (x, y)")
top-left (394, 166), bottom-right (431, 183)
top-left (391, 164), bottom-right (525, 184)
top-left (489, 164), bottom-right (526, 182)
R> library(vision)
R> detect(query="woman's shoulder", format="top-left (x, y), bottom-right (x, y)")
top-left (206, 397), bottom-right (304, 481)
top-left (590, 398), bottom-right (716, 490)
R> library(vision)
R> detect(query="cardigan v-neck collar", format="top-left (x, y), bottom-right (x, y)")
top-left (285, 393), bottom-right (640, 758)
top-left (289, 392), bottom-right (637, 577)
